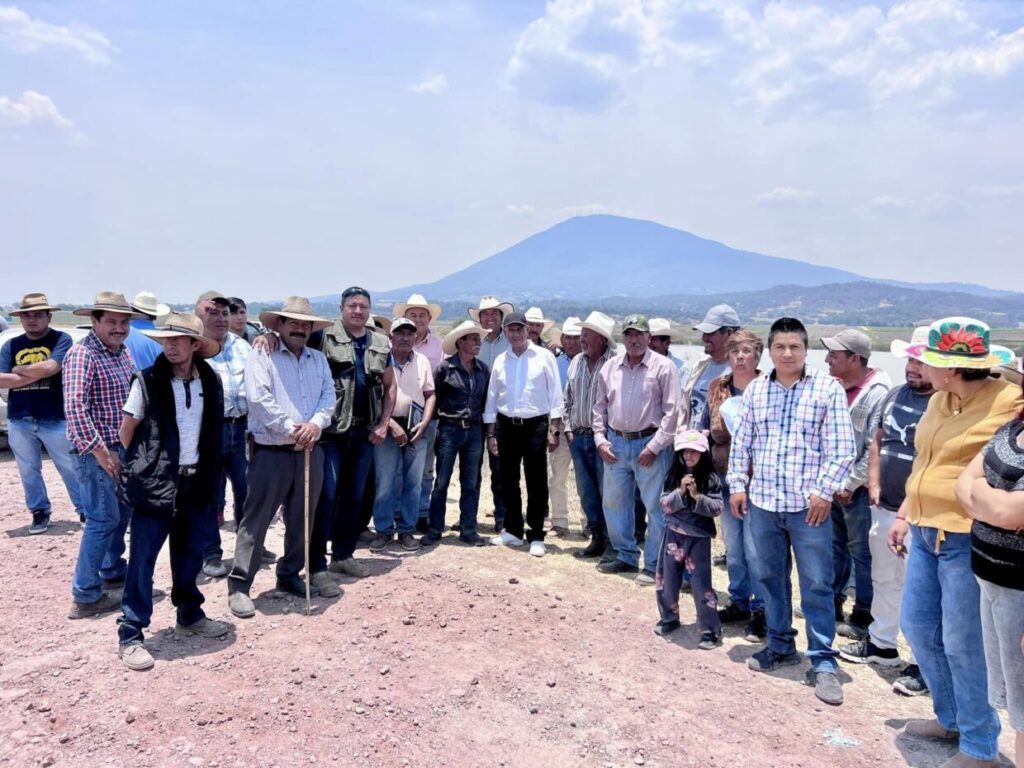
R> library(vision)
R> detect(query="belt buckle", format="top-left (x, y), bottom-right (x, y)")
top-left (511, 416), bottom-right (524, 425)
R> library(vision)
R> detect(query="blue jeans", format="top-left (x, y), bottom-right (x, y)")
top-left (204, 419), bottom-right (249, 561)
top-left (569, 432), bottom-right (604, 535)
top-left (8, 417), bottom-right (83, 515)
top-left (71, 451), bottom-right (132, 603)
top-left (428, 421), bottom-right (484, 536)
top-left (718, 474), bottom-right (763, 612)
top-left (831, 486), bottom-right (873, 613)
top-left (901, 526), bottom-right (1000, 761)
top-left (118, 476), bottom-right (208, 645)
top-left (601, 432), bottom-right (671, 570)
top-left (373, 433), bottom-right (428, 536)
top-left (746, 502), bottom-right (838, 673)
top-left (310, 428), bottom-right (374, 570)
top-left (417, 420), bottom-right (438, 519)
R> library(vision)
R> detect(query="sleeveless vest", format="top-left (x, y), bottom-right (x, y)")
top-left (320, 321), bottom-right (391, 435)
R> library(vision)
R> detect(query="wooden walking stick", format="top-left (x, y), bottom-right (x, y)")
top-left (304, 447), bottom-right (312, 616)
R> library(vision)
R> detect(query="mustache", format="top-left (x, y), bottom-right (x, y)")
top-left (289, 331), bottom-right (307, 337)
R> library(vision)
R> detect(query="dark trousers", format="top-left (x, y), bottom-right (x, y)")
top-left (118, 475), bottom-right (208, 645)
top-left (428, 420), bottom-right (484, 537)
top-left (496, 414), bottom-right (549, 543)
top-left (488, 451), bottom-right (506, 524)
top-left (228, 445), bottom-right (323, 595)
top-left (204, 419), bottom-right (249, 561)
top-left (309, 429), bottom-right (373, 570)
top-left (831, 486), bottom-right (873, 614)
top-left (655, 528), bottom-right (720, 635)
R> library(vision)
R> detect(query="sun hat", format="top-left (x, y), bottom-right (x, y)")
top-left (195, 290), bottom-right (229, 308)
top-left (524, 307), bottom-right (555, 333)
top-left (390, 317), bottom-right (417, 334)
top-left (821, 329), bottom-right (872, 359)
top-left (694, 304), bottom-right (741, 334)
top-left (502, 311), bottom-right (528, 328)
top-left (468, 296), bottom-right (515, 323)
top-left (674, 429), bottom-right (709, 452)
top-left (622, 314), bottom-right (650, 333)
top-left (559, 317), bottom-right (582, 337)
top-left (73, 291), bottom-right (147, 318)
top-left (443, 320), bottom-right (486, 355)
top-left (904, 317), bottom-right (1014, 370)
top-left (131, 291), bottom-right (171, 319)
top-left (891, 326), bottom-right (930, 358)
top-left (649, 318), bottom-right (672, 337)
top-left (142, 312), bottom-right (220, 359)
top-left (259, 297), bottom-right (332, 333)
top-left (394, 293), bottom-right (441, 322)
top-left (579, 311), bottom-right (615, 345)
top-left (370, 314), bottom-right (393, 334)
top-left (10, 292), bottom-right (62, 316)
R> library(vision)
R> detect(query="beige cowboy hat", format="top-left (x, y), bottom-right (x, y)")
top-left (73, 291), bottom-right (147, 319)
top-left (468, 296), bottom-right (514, 323)
top-left (10, 292), bottom-right (62, 316)
top-left (370, 314), bottom-right (393, 334)
top-left (259, 296), bottom-right (332, 333)
top-left (394, 293), bottom-right (442, 322)
top-left (524, 306), bottom-right (555, 333)
top-left (142, 312), bottom-right (221, 359)
top-left (891, 326), bottom-right (930, 358)
top-left (443, 320), bottom-right (486, 356)
top-left (131, 290), bottom-right (170, 319)
top-left (649, 318), bottom-right (672, 337)
top-left (579, 311), bottom-right (616, 345)
top-left (558, 316), bottom-right (582, 337)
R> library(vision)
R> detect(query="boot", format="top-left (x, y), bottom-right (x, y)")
top-left (575, 530), bottom-right (607, 559)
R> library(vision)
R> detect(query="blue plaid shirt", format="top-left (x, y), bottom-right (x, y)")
top-left (727, 366), bottom-right (855, 512)
top-left (208, 332), bottom-right (251, 418)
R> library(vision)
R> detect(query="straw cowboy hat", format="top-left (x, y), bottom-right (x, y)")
top-left (468, 296), bottom-right (514, 323)
top-left (524, 307), bottom-right (555, 333)
top-left (579, 311), bottom-right (615, 345)
top-left (394, 293), bottom-right (442, 322)
top-left (130, 290), bottom-right (170, 319)
top-left (73, 291), bottom-right (147, 318)
top-left (904, 317), bottom-right (1014, 370)
top-left (259, 297), bottom-right (332, 333)
top-left (142, 312), bottom-right (220, 359)
top-left (10, 292), bottom-right (62, 316)
top-left (370, 314), bottom-right (393, 334)
top-left (558, 317), bottom-right (582, 337)
top-left (890, 326), bottom-right (930, 358)
top-left (443, 320), bottom-right (486, 356)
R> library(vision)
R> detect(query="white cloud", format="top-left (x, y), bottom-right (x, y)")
top-left (0, 5), bottom-right (115, 64)
top-left (869, 195), bottom-right (911, 210)
top-left (506, 203), bottom-right (536, 216)
top-left (409, 72), bottom-right (449, 95)
top-left (755, 186), bottom-right (819, 205)
top-left (0, 90), bottom-right (74, 130)
top-left (559, 202), bottom-right (635, 217)
top-left (968, 183), bottom-right (1024, 198)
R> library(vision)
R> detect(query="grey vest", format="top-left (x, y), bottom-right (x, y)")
top-left (320, 321), bottom-right (391, 435)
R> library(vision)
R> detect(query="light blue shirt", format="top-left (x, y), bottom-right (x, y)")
top-left (245, 343), bottom-right (335, 445)
top-left (208, 333), bottom-right (251, 418)
top-left (124, 318), bottom-right (161, 371)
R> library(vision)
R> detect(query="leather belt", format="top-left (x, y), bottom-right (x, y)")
top-left (570, 427), bottom-right (594, 435)
top-left (179, 464), bottom-right (198, 476)
top-left (610, 426), bottom-right (657, 440)
top-left (497, 413), bottom-right (547, 426)
top-left (225, 415), bottom-right (247, 424)
top-left (254, 443), bottom-right (303, 453)
top-left (440, 416), bottom-right (481, 429)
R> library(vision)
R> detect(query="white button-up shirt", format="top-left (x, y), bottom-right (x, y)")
top-left (484, 343), bottom-right (564, 423)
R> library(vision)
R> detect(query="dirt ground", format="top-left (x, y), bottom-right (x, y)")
top-left (0, 452), bottom-right (1017, 768)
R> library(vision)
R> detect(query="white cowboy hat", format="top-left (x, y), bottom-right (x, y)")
top-left (131, 290), bottom-right (171, 319)
top-left (443, 320), bottom-right (486, 356)
top-left (559, 317), bottom-right (582, 337)
top-left (142, 312), bottom-right (221, 359)
top-left (73, 291), bottom-right (147, 319)
top-left (649, 318), bottom-right (672, 337)
top-left (579, 311), bottom-right (615, 345)
top-left (394, 293), bottom-right (441, 322)
top-left (468, 296), bottom-right (514, 323)
top-left (524, 306), bottom-right (555, 333)
top-left (259, 296), bottom-right (333, 333)
top-left (890, 326), bottom-right (930, 358)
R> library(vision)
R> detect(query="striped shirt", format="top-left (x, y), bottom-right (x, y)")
top-left (564, 348), bottom-right (614, 431)
top-left (245, 343), bottom-right (335, 446)
top-left (727, 366), bottom-right (856, 513)
top-left (208, 332), bottom-right (251, 418)
top-left (63, 331), bottom-right (136, 454)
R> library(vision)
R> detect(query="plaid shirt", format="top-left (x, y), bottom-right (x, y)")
top-left (208, 332), bottom-right (251, 418)
top-left (727, 366), bottom-right (855, 512)
top-left (63, 331), bottom-right (136, 454)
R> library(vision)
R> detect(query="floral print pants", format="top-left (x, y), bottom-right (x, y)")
top-left (655, 528), bottom-right (721, 635)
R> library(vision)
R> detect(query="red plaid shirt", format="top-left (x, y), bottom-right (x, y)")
top-left (63, 331), bottom-right (136, 454)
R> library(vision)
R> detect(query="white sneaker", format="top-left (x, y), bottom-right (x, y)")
top-left (529, 541), bottom-right (546, 557)
top-left (489, 531), bottom-right (524, 547)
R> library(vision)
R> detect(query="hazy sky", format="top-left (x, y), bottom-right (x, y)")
top-left (2, 0), bottom-right (1022, 305)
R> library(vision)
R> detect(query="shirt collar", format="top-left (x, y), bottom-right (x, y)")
top-left (618, 348), bottom-right (651, 369)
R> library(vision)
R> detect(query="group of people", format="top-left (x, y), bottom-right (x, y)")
top-left (2, 286), bottom-right (1022, 768)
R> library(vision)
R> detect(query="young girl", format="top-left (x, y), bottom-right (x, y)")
top-left (654, 429), bottom-right (724, 649)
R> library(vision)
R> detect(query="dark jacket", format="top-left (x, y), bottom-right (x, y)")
top-left (434, 354), bottom-right (490, 421)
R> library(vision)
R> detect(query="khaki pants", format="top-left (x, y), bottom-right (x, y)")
top-left (547, 435), bottom-right (571, 529)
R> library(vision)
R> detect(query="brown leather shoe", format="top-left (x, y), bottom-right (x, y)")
top-left (904, 719), bottom-right (959, 742)
top-left (939, 753), bottom-right (998, 768)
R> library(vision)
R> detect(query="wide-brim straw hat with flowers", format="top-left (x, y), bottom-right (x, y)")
top-left (468, 296), bottom-right (514, 323)
top-left (73, 291), bottom-right (147, 319)
top-left (142, 312), bottom-right (221, 359)
top-left (904, 316), bottom-right (1014, 369)
top-left (524, 306), bottom-right (555, 333)
top-left (394, 293), bottom-right (442, 322)
top-left (443, 320), bottom-right (486, 356)
top-left (579, 311), bottom-right (615, 345)
top-left (10, 292), bottom-right (62, 316)
top-left (259, 297), bottom-right (332, 333)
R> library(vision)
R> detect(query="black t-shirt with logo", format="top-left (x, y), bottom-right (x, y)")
top-left (0, 329), bottom-right (73, 421)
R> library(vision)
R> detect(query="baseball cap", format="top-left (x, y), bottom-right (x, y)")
top-left (674, 429), bottom-right (709, 453)
top-left (821, 329), bottom-right (872, 359)
top-left (622, 314), bottom-right (650, 333)
top-left (390, 317), bottom-right (416, 333)
top-left (502, 311), bottom-right (527, 328)
top-left (694, 304), bottom-right (741, 334)
top-left (195, 290), bottom-right (229, 307)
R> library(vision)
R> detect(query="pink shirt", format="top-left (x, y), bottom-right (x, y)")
top-left (593, 349), bottom-right (680, 455)
top-left (414, 331), bottom-right (444, 371)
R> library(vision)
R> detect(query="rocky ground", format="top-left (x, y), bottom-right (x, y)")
top-left (0, 451), bottom-right (1016, 767)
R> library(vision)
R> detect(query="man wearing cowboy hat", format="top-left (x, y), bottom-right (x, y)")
top-left (648, 318), bottom-right (689, 391)
top-left (422, 320), bottom-right (490, 547)
top-left (469, 296), bottom-right (515, 531)
top-left (227, 297), bottom-right (336, 618)
top-left (547, 316), bottom-right (581, 537)
top-left (564, 311), bottom-right (616, 557)
top-left (123, 290), bottom-right (170, 371)
top-left (525, 306), bottom-right (555, 347)
top-left (116, 313), bottom-right (228, 670)
top-left (0, 292), bottom-right (84, 534)
top-left (65, 292), bottom-right (146, 619)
